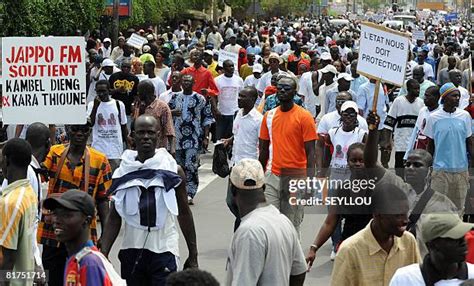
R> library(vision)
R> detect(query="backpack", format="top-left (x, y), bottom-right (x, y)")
top-left (75, 247), bottom-right (126, 285)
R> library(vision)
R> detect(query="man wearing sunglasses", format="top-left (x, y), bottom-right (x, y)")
top-left (259, 76), bottom-right (317, 235)
top-left (38, 121), bottom-right (112, 286)
top-left (317, 92), bottom-right (368, 171)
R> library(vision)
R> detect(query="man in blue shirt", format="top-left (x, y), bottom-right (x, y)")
top-left (425, 83), bottom-right (474, 214)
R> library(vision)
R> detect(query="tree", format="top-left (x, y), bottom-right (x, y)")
top-left (0, 0), bottom-right (104, 37)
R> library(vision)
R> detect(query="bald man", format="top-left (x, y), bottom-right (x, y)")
top-left (448, 69), bottom-right (470, 109)
top-left (137, 80), bottom-right (176, 154)
top-left (101, 115), bottom-right (198, 285)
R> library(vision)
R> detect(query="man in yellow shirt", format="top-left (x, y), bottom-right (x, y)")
top-left (331, 183), bottom-right (421, 286)
top-left (204, 50), bottom-right (219, 78)
top-left (0, 139), bottom-right (39, 286)
top-left (239, 53), bottom-right (256, 80)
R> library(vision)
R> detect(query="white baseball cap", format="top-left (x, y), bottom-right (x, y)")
top-left (101, 59), bottom-right (115, 67)
top-left (340, 101), bottom-right (359, 113)
top-left (252, 64), bottom-right (263, 73)
top-left (320, 52), bottom-right (332, 61)
top-left (230, 159), bottom-right (265, 190)
top-left (337, 73), bottom-right (353, 81)
top-left (320, 64), bottom-right (338, 75)
top-left (103, 38), bottom-right (111, 43)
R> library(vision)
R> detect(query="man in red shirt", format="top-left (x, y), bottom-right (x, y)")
top-left (181, 49), bottom-right (219, 115)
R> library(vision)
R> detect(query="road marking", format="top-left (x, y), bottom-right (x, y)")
top-left (198, 163), bottom-right (219, 193)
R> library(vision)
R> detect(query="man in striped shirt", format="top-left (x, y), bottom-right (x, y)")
top-left (38, 122), bottom-right (112, 286)
top-left (0, 139), bottom-right (38, 286)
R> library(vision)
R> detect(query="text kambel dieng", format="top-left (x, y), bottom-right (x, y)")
top-left (289, 196), bottom-right (372, 207)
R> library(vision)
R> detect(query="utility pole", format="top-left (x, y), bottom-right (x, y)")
top-left (112, 0), bottom-right (119, 47)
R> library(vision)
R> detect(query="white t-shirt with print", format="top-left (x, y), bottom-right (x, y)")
top-left (390, 263), bottom-right (474, 286)
top-left (317, 111), bottom-right (368, 134)
top-left (87, 99), bottom-right (127, 159)
top-left (328, 126), bottom-right (366, 169)
top-left (215, 74), bottom-right (244, 116)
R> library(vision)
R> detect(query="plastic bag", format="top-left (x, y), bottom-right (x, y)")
top-left (212, 143), bottom-right (230, 178)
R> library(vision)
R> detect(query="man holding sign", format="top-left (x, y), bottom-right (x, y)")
top-left (356, 22), bottom-right (409, 167)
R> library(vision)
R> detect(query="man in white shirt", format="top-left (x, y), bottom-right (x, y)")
top-left (224, 35), bottom-right (242, 55)
top-left (215, 60), bottom-right (244, 140)
top-left (87, 80), bottom-right (128, 171)
top-left (383, 79), bottom-right (424, 178)
top-left (226, 159), bottom-right (306, 286)
top-left (298, 64), bottom-right (321, 119)
top-left (243, 64), bottom-right (262, 89)
top-left (318, 92), bottom-right (368, 135)
top-left (317, 64), bottom-right (338, 121)
top-left (159, 71), bottom-right (182, 104)
top-left (449, 69), bottom-right (470, 109)
top-left (99, 38), bottom-right (112, 59)
top-left (256, 53), bottom-right (286, 94)
top-left (274, 36), bottom-right (291, 55)
top-left (223, 86), bottom-right (263, 229)
top-left (207, 26), bottom-right (224, 50)
top-left (390, 213), bottom-right (474, 285)
top-left (100, 115), bottom-right (198, 285)
top-left (325, 73), bottom-right (356, 114)
top-left (415, 51), bottom-right (435, 82)
top-left (144, 61), bottom-right (167, 97)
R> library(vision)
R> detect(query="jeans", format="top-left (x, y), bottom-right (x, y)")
top-left (119, 249), bottom-right (178, 286)
top-left (395, 151), bottom-right (405, 179)
top-left (216, 115), bottom-right (234, 140)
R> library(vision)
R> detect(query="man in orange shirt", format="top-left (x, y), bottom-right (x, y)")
top-left (259, 76), bottom-right (317, 235)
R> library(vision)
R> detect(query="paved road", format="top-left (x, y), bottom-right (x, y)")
top-left (104, 149), bottom-right (395, 284)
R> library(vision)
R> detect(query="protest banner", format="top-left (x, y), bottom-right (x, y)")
top-left (357, 22), bottom-right (409, 129)
top-left (218, 50), bottom-right (239, 71)
top-left (445, 13), bottom-right (458, 22)
top-left (357, 22), bottom-right (409, 86)
top-left (412, 30), bottom-right (425, 41)
top-left (2, 37), bottom-right (87, 124)
top-left (127, 33), bottom-right (148, 49)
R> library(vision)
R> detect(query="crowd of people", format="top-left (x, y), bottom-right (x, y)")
top-left (0, 12), bottom-right (474, 286)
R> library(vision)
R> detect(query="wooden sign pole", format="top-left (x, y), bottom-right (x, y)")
top-left (368, 78), bottom-right (381, 131)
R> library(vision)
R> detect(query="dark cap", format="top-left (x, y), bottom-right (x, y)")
top-left (43, 190), bottom-right (95, 216)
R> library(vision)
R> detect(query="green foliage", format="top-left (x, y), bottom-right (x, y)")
top-left (0, 0), bottom-right (104, 37)
top-left (363, 0), bottom-right (382, 10)
top-left (227, 0), bottom-right (311, 16)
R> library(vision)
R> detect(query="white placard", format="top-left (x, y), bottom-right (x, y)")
top-left (412, 30), bottom-right (425, 41)
top-left (2, 37), bottom-right (87, 124)
top-left (218, 50), bottom-right (239, 71)
top-left (127, 33), bottom-right (148, 49)
top-left (357, 22), bottom-right (409, 86)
